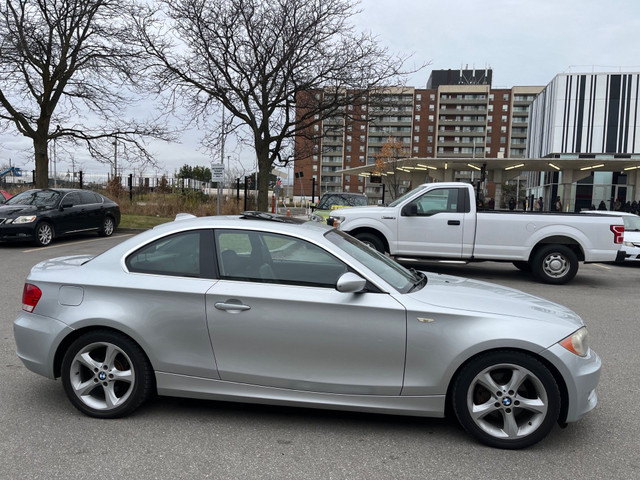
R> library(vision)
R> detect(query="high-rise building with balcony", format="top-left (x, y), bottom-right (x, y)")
top-left (293, 69), bottom-right (543, 201)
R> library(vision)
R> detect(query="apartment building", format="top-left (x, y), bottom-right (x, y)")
top-left (293, 69), bottom-right (543, 201)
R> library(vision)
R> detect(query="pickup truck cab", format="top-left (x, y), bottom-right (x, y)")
top-left (329, 182), bottom-right (625, 284)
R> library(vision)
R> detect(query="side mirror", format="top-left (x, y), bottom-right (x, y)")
top-left (401, 203), bottom-right (418, 216)
top-left (336, 272), bottom-right (366, 293)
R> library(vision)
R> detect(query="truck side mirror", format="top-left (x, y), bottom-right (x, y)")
top-left (401, 203), bottom-right (418, 216)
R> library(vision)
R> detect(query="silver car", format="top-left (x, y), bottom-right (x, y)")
top-left (14, 212), bottom-right (601, 449)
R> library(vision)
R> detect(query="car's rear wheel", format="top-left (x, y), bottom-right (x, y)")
top-left (452, 350), bottom-right (560, 449)
top-left (531, 244), bottom-right (578, 284)
top-left (98, 216), bottom-right (115, 237)
top-left (61, 331), bottom-right (153, 418)
top-left (34, 222), bottom-right (54, 247)
top-left (354, 232), bottom-right (385, 253)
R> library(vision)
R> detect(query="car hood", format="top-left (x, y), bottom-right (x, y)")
top-left (0, 204), bottom-right (42, 216)
top-left (408, 272), bottom-right (584, 329)
top-left (329, 206), bottom-right (391, 218)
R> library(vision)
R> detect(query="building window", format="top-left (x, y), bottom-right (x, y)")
top-left (486, 147), bottom-right (491, 154)
top-left (501, 115), bottom-right (507, 122)
top-left (416, 93), bottom-right (422, 101)
top-left (313, 165), bottom-right (318, 171)
top-left (360, 124), bottom-right (366, 131)
top-left (429, 104), bottom-right (435, 111)
top-left (415, 115), bottom-right (421, 121)
top-left (430, 93), bottom-right (435, 100)
top-left (359, 155), bottom-right (365, 162)
top-left (359, 135), bottom-right (365, 142)
top-left (501, 126), bottom-right (507, 133)
top-left (428, 115), bottom-right (434, 121)
top-left (416, 104), bottom-right (421, 111)
top-left (361, 115), bottom-right (366, 120)
top-left (314, 114), bottom-right (319, 120)
top-left (428, 125), bottom-right (433, 132)
top-left (414, 146), bottom-right (419, 153)
top-left (500, 136), bottom-right (506, 144)
top-left (502, 104), bottom-right (508, 111)
top-left (488, 104), bottom-right (493, 111)
top-left (489, 94), bottom-right (494, 101)
top-left (414, 136), bottom-right (419, 142)
top-left (314, 125), bottom-right (319, 131)
top-left (503, 93), bottom-right (509, 101)
top-left (487, 126), bottom-right (492, 134)
top-left (488, 115), bottom-right (493, 122)
top-left (348, 105), bottom-right (353, 110)
top-left (414, 125), bottom-right (420, 132)
top-left (346, 145), bottom-right (351, 152)
top-left (427, 146), bottom-right (432, 153)
top-left (359, 145), bottom-right (365, 152)
top-left (313, 155), bottom-right (318, 162)
top-left (361, 105), bottom-right (367, 111)
top-left (346, 155), bottom-right (351, 162)
top-left (427, 135), bottom-right (433, 142)
top-left (346, 135), bottom-right (352, 142)
top-left (347, 124), bottom-right (353, 131)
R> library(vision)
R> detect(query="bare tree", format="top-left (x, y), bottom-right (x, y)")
top-left (0, 0), bottom-right (169, 188)
top-left (135, 0), bottom-right (420, 211)
top-left (373, 139), bottom-right (410, 201)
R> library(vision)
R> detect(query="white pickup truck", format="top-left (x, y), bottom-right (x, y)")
top-left (328, 182), bottom-right (625, 284)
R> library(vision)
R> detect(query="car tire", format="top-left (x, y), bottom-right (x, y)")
top-left (452, 350), bottom-right (561, 449)
top-left (531, 244), bottom-right (578, 284)
top-left (61, 330), bottom-right (154, 419)
top-left (98, 216), bottom-right (115, 237)
top-left (34, 221), bottom-right (54, 247)
top-left (512, 261), bottom-right (531, 272)
top-left (354, 232), bottom-right (385, 253)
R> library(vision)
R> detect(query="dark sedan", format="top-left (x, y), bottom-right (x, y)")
top-left (0, 189), bottom-right (120, 246)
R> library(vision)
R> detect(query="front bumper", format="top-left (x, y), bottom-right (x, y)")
top-left (541, 343), bottom-right (601, 423)
top-left (0, 222), bottom-right (37, 242)
top-left (13, 312), bottom-right (74, 379)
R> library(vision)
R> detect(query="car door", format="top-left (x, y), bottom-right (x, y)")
top-left (78, 191), bottom-right (102, 229)
top-left (56, 192), bottom-right (87, 234)
top-left (395, 187), bottom-right (470, 258)
top-left (205, 229), bottom-right (407, 395)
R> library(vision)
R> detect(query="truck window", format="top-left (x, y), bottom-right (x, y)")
top-left (412, 188), bottom-right (463, 215)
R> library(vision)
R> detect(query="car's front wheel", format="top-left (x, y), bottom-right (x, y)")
top-left (61, 330), bottom-right (154, 418)
top-left (452, 350), bottom-right (561, 449)
top-left (34, 221), bottom-right (54, 247)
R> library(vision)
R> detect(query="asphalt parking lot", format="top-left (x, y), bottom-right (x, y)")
top-left (1, 232), bottom-right (639, 479)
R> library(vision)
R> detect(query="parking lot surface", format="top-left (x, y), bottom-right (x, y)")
top-left (1, 232), bottom-right (639, 479)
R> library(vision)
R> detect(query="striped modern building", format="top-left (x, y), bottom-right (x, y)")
top-left (527, 72), bottom-right (640, 157)
top-left (526, 72), bottom-right (640, 210)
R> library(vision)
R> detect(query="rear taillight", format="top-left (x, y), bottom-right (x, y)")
top-left (22, 283), bottom-right (42, 313)
top-left (610, 225), bottom-right (625, 244)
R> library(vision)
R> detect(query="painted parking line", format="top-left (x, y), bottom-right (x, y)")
top-left (22, 234), bottom-right (134, 253)
top-left (592, 263), bottom-right (611, 270)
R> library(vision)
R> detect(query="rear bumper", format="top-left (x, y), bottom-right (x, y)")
top-left (13, 312), bottom-right (73, 379)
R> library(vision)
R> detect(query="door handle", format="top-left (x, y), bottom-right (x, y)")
top-left (448, 220), bottom-right (461, 225)
top-left (214, 302), bottom-right (251, 312)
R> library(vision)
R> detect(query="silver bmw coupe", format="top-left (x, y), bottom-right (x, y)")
top-left (14, 212), bottom-right (601, 449)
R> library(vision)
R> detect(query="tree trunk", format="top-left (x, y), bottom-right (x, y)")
top-left (257, 156), bottom-right (271, 212)
top-left (33, 136), bottom-right (49, 189)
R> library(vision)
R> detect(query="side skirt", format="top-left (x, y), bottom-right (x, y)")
top-left (156, 372), bottom-right (445, 418)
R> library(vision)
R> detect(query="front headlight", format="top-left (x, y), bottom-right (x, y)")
top-left (329, 215), bottom-right (345, 229)
top-left (559, 327), bottom-right (590, 357)
top-left (9, 215), bottom-right (37, 224)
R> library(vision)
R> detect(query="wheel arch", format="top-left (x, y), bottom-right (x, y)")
top-left (444, 347), bottom-right (570, 424)
top-left (53, 326), bottom-right (155, 383)
top-left (529, 236), bottom-right (585, 262)
top-left (346, 227), bottom-right (390, 252)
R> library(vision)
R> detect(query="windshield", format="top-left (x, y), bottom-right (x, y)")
top-left (5, 189), bottom-right (60, 207)
top-left (388, 184), bottom-right (429, 207)
top-left (624, 215), bottom-right (640, 231)
top-left (325, 229), bottom-right (421, 293)
top-left (317, 194), bottom-right (367, 210)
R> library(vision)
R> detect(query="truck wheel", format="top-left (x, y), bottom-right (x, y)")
top-left (531, 245), bottom-right (578, 284)
top-left (354, 232), bottom-right (385, 253)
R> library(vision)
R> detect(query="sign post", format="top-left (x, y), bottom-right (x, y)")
top-left (212, 164), bottom-right (225, 215)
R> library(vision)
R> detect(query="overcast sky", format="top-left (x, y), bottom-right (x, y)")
top-left (2, 0), bottom-right (640, 179)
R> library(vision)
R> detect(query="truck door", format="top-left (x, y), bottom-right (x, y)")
top-left (396, 187), bottom-right (470, 257)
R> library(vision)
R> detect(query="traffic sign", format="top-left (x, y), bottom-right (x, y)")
top-left (212, 164), bottom-right (224, 182)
